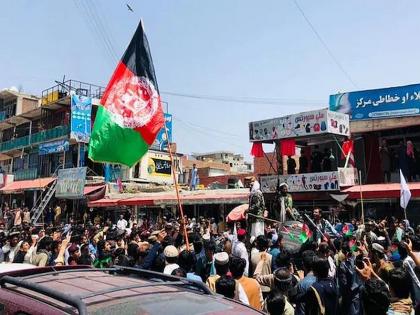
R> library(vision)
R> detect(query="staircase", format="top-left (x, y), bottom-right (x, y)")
top-left (31, 179), bottom-right (57, 225)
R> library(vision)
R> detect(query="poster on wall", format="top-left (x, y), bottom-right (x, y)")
top-left (329, 83), bottom-right (420, 121)
top-left (151, 113), bottom-right (172, 151)
top-left (260, 171), bottom-right (340, 193)
top-left (55, 167), bottom-right (87, 199)
top-left (70, 95), bottom-right (92, 143)
top-left (39, 140), bottom-right (69, 155)
top-left (147, 157), bottom-right (171, 177)
top-left (249, 109), bottom-right (350, 142)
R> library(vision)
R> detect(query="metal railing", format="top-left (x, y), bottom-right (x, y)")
top-left (41, 79), bottom-right (105, 105)
top-left (0, 125), bottom-right (70, 153)
top-left (13, 168), bottom-right (38, 181)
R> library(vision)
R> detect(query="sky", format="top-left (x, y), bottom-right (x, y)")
top-left (1, 1), bottom-right (420, 161)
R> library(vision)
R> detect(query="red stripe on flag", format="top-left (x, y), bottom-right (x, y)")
top-left (135, 101), bottom-right (165, 145)
top-left (101, 61), bottom-right (129, 106)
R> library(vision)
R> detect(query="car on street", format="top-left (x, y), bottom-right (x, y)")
top-left (0, 265), bottom-right (264, 315)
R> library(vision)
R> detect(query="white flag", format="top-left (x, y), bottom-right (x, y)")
top-left (400, 169), bottom-right (411, 209)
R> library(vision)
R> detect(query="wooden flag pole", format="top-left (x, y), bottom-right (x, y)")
top-left (359, 170), bottom-right (365, 225)
top-left (164, 122), bottom-right (190, 250)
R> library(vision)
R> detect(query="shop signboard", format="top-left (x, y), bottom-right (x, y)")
top-left (329, 83), bottom-right (420, 121)
top-left (249, 109), bottom-right (349, 142)
top-left (338, 167), bottom-right (359, 187)
top-left (55, 167), bottom-right (87, 199)
top-left (147, 157), bottom-right (171, 177)
top-left (70, 95), bottom-right (92, 143)
top-left (151, 113), bottom-right (172, 151)
top-left (260, 171), bottom-right (340, 193)
top-left (39, 140), bottom-right (69, 156)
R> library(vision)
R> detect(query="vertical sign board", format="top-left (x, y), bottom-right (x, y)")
top-left (55, 167), bottom-right (87, 199)
top-left (70, 95), bottom-right (92, 143)
top-left (151, 113), bottom-right (172, 151)
top-left (329, 83), bottom-right (420, 120)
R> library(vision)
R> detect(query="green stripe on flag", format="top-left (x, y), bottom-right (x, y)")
top-left (88, 106), bottom-right (149, 167)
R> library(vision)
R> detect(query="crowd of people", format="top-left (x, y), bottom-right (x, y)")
top-left (1, 201), bottom-right (420, 315)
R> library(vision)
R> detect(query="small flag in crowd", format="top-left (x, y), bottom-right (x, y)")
top-left (348, 239), bottom-right (358, 252)
top-left (89, 20), bottom-right (165, 167)
top-left (400, 169), bottom-right (411, 210)
top-left (299, 224), bottom-right (312, 243)
top-left (342, 223), bottom-right (353, 237)
top-left (282, 226), bottom-right (296, 241)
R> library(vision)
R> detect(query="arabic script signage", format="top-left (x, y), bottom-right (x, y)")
top-left (329, 84), bottom-right (420, 120)
top-left (249, 109), bottom-right (349, 142)
top-left (56, 167), bottom-right (87, 199)
top-left (260, 171), bottom-right (340, 193)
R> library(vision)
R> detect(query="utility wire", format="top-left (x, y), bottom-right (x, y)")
top-left (173, 117), bottom-right (242, 138)
top-left (162, 91), bottom-right (324, 106)
top-left (292, 0), bottom-right (358, 89)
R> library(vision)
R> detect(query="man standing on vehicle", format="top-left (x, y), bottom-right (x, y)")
top-left (277, 183), bottom-right (293, 223)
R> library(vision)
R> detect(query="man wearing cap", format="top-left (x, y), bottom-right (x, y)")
top-left (206, 252), bottom-right (230, 292)
top-left (206, 252), bottom-right (250, 305)
top-left (163, 245), bottom-right (180, 275)
top-left (248, 178), bottom-right (266, 237)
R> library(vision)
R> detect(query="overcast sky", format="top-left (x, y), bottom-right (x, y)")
top-left (1, 1), bottom-right (420, 161)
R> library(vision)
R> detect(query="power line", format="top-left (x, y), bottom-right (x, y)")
top-left (88, 0), bottom-right (119, 60)
top-left (174, 118), bottom-right (249, 151)
top-left (162, 91), bottom-right (324, 106)
top-left (173, 117), bottom-right (242, 138)
top-left (73, 0), bottom-right (116, 65)
top-left (292, 0), bottom-right (358, 89)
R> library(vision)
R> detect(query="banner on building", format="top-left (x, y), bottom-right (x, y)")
top-left (70, 95), bottom-right (92, 143)
top-left (147, 157), bottom-right (171, 177)
top-left (260, 171), bottom-right (340, 193)
top-left (329, 83), bottom-right (420, 121)
top-left (151, 113), bottom-right (172, 151)
top-left (55, 167), bottom-right (87, 199)
top-left (337, 167), bottom-right (359, 187)
top-left (249, 109), bottom-right (349, 142)
top-left (39, 139), bottom-right (69, 156)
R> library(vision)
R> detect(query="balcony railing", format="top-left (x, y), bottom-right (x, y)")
top-left (0, 125), bottom-right (70, 153)
top-left (13, 168), bottom-right (38, 181)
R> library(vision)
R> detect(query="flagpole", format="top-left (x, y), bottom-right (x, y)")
top-left (359, 170), bottom-right (365, 225)
top-left (164, 122), bottom-right (190, 250)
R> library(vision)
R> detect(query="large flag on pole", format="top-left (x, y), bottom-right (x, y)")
top-left (400, 169), bottom-right (411, 209)
top-left (89, 20), bottom-right (164, 167)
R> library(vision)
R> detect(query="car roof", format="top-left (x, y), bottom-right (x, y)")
top-left (0, 266), bottom-right (263, 315)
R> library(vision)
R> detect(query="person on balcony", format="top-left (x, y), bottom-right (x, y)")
top-left (287, 156), bottom-right (296, 174)
top-left (379, 139), bottom-right (392, 183)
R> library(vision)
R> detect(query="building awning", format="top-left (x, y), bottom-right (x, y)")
top-left (84, 185), bottom-right (105, 195)
top-left (88, 189), bottom-right (249, 208)
top-left (342, 183), bottom-right (420, 200)
top-left (0, 177), bottom-right (55, 193)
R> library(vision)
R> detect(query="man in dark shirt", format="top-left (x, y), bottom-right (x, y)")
top-left (305, 257), bottom-right (339, 315)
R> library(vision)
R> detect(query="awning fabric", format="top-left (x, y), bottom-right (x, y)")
top-left (88, 191), bottom-right (249, 208)
top-left (342, 183), bottom-right (420, 199)
top-left (84, 185), bottom-right (105, 195)
top-left (0, 177), bottom-right (55, 192)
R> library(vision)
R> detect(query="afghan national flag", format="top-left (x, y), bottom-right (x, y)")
top-left (88, 21), bottom-right (165, 167)
top-left (299, 224), bottom-right (313, 243)
top-left (349, 239), bottom-right (358, 252)
top-left (342, 223), bottom-right (353, 237)
top-left (282, 226), bottom-right (296, 241)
